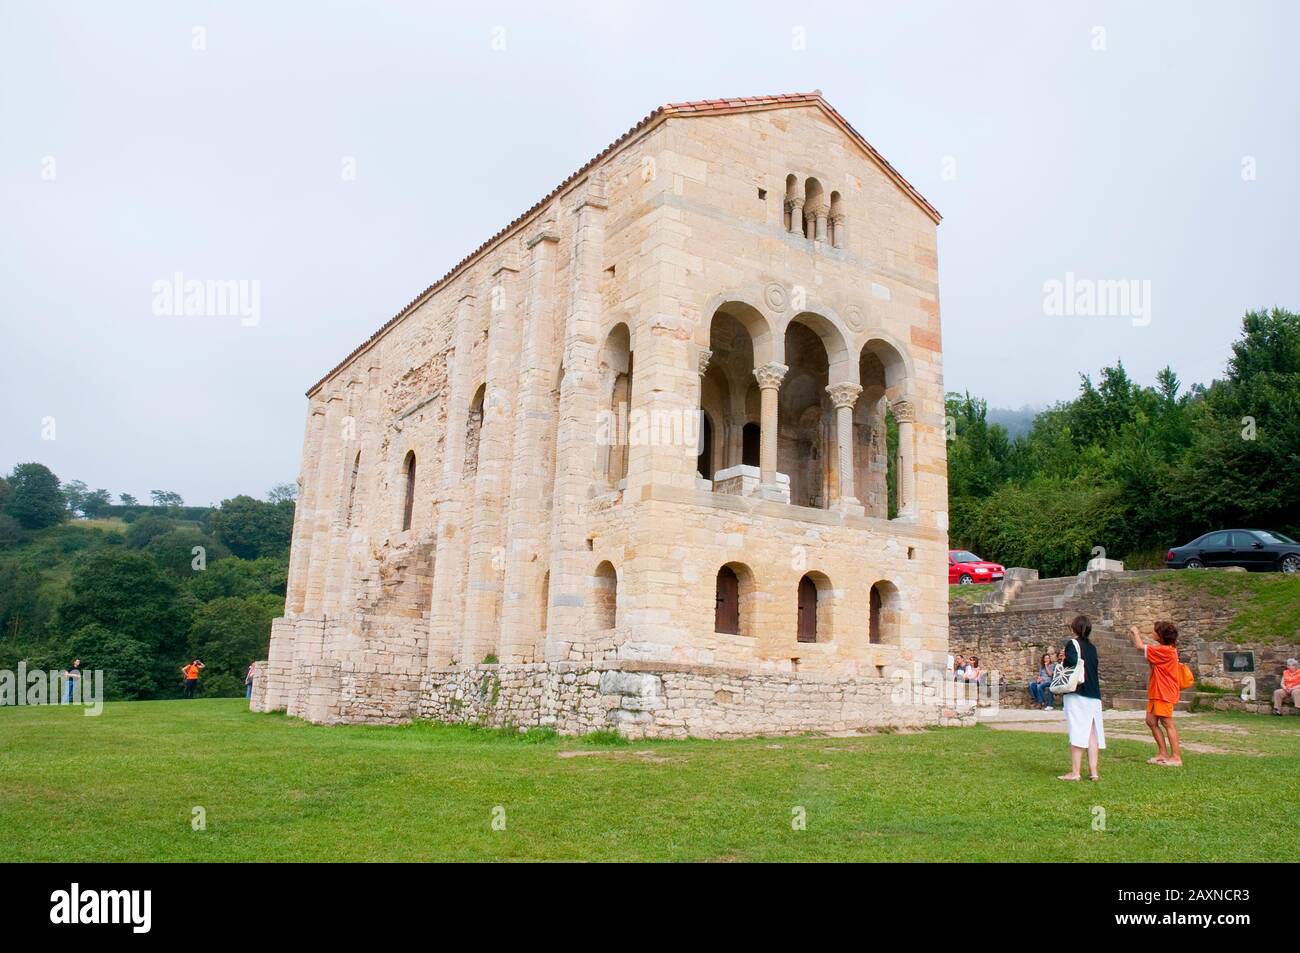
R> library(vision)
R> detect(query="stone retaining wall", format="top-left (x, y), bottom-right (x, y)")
top-left (950, 574), bottom-right (1299, 695)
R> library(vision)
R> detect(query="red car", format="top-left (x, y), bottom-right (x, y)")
top-left (948, 550), bottom-right (1004, 585)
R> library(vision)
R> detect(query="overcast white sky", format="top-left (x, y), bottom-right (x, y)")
top-left (3, 1), bottom-right (1297, 505)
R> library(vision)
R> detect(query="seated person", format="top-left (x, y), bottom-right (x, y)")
top-left (1273, 658), bottom-right (1300, 715)
top-left (964, 657), bottom-right (984, 685)
top-left (952, 654), bottom-right (968, 681)
top-left (1028, 652), bottom-right (1055, 709)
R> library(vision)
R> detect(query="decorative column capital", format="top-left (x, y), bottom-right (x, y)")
top-left (697, 348), bottom-right (713, 377)
top-left (785, 196), bottom-right (805, 212)
top-left (891, 397), bottom-right (916, 423)
top-left (829, 213), bottom-right (846, 227)
top-left (826, 381), bottom-right (863, 410)
top-left (753, 362), bottom-right (789, 390)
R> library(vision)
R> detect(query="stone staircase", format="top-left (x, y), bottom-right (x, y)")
top-left (1087, 626), bottom-right (1192, 712)
top-left (1001, 576), bottom-right (1076, 612)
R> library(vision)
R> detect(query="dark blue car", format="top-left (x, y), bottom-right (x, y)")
top-left (1166, 529), bottom-right (1300, 573)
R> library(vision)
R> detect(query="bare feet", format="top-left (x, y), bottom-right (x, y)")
top-left (1057, 773), bottom-right (1081, 781)
top-left (1158, 759), bottom-right (1183, 767)
top-left (1147, 756), bottom-right (1167, 765)
top-left (1089, 775), bottom-right (1100, 781)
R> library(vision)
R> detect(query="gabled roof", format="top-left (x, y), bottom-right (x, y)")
top-left (307, 91), bottom-right (940, 396)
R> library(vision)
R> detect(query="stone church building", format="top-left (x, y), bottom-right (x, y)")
top-left (253, 92), bottom-right (961, 736)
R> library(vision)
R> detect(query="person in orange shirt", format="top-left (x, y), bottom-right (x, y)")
top-left (1273, 659), bottom-right (1300, 715)
top-left (1130, 622), bottom-right (1183, 766)
top-left (180, 659), bottom-right (205, 699)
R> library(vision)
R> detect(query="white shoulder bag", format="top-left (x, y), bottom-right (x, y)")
top-left (1050, 638), bottom-right (1086, 695)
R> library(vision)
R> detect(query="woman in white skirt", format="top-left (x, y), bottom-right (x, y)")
top-left (1059, 614), bottom-right (1105, 781)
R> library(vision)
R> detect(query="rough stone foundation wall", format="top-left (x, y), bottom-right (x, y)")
top-left (418, 660), bottom-right (972, 739)
top-left (253, 656), bottom-right (974, 737)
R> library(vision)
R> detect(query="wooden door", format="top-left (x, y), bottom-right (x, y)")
top-left (797, 576), bottom-right (817, 643)
top-left (715, 566), bottom-right (739, 634)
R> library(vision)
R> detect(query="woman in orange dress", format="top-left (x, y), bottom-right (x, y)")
top-left (1129, 621), bottom-right (1183, 766)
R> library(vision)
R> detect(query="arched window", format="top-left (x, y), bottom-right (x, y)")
top-left (784, 173), bottom-right (798, 232)
top-left (869, 580), bottom-right (900, 645)
top-left (803, 177), bottom-right (825, 240)
top-left (599, 324), bottom-right (632, 485)
top-left (345, 452), bottom-right (361, 526)
top-left (869, 584), bottom-right (882, 644)
top-left (464, 384), bottom-right (485, 478)
top-left (401, 451), bottom-right (416, 531)
top-left (593, 561), bottom-right (618, 630)
top-left (858, 340), bottom-right (911, 520)
top-left (829, 190), bottom-right (844, 248)
top-left (780, 320), bottom-right (833, 509)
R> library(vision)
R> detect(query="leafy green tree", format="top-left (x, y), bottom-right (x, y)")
top-left (186, 554), bottom-right (287, 602)
top-left (187, 594), bottom-right (282, 696)
top-left (1165, 309), bottom-right (1300, 540)
top-left (945, 392), bottom-right (1012, 499)
top-left (0, 514), bottom-right (22, 550)
top-left (66, 623), bottom-right (156, 700)
top-left (150, 490), bottom-right (184, 508)
top-left (145, 528), bottom-right (229, 578)
top-left (61, 480), bottom-right (89, 517)
top-left (6, 463), bottom-right (67, 530)
top-left (119, 493), bottom-right (138, 506)
top-left (81, 489), bottom-right (113, 519)
top-left (210, 495), bottom-right (295, 559)
top-left (126, 515), bottom-right (175, 549)
top-left (949, 309), bottom-right (1299, 573)
top-left (52, 549), bottom-right (191, 691)
top-left (0, 560), bottom-right (45, 641)
top-left (267, 482), bottom-right (297, 504)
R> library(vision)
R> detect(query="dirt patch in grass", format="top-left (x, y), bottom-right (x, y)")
top-left (557, 748), bottom-right (676, 764)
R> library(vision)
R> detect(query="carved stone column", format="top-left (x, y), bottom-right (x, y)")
top-left (695, 348), bottom-right (714, 483)
top-left (785, 196), bottom-right (804, 235)
top-left (811, 204), bottom-right (829, 243)
top-left (753, 362), bottom-right (787, 494)
top-left (892, 397), bottom-right (917, 516)
top-left (829, 213), bottom-right (845, 249)
top-left (826, 381), bottom-right (863, 513)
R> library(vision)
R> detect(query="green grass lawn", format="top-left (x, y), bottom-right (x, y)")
top-left (1143, 571), bottom-right (1300, 643)
top-left (948, 583), bottom-right (992, 605)
top-left (3, 699), bottom-right (1296, 862)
